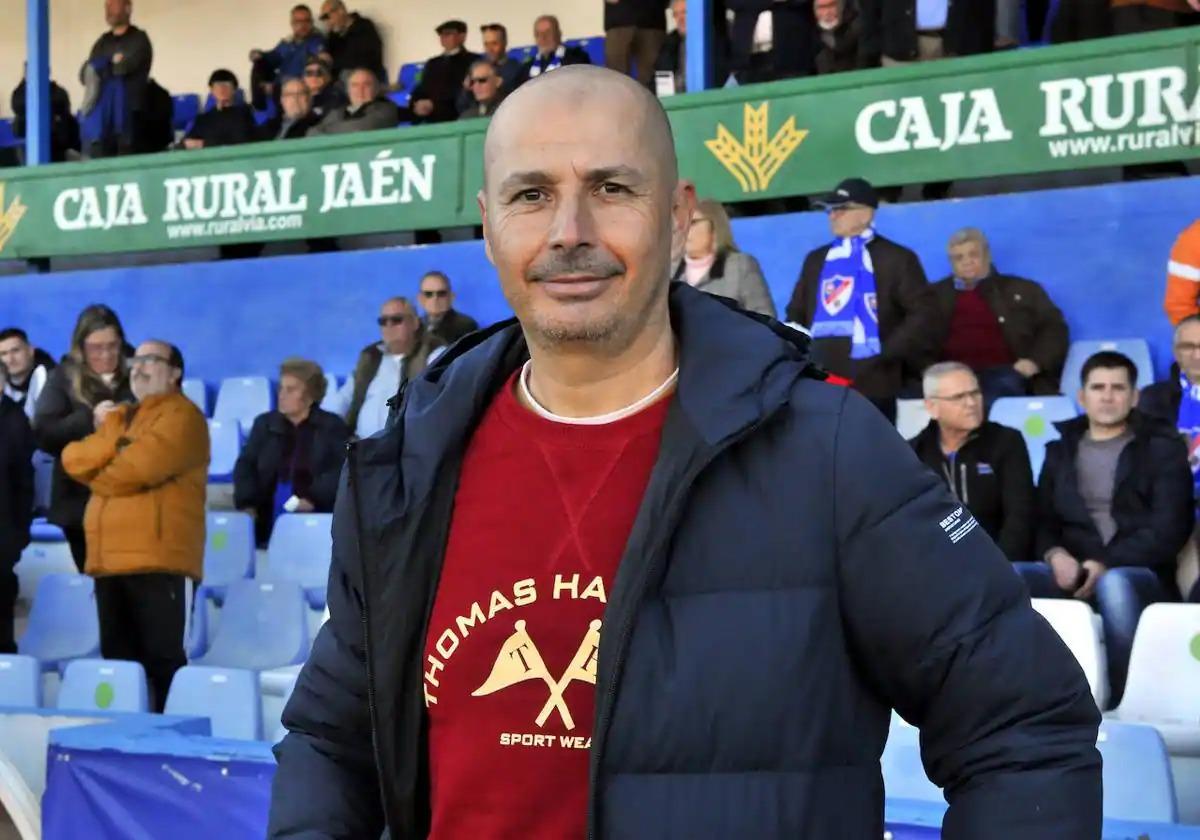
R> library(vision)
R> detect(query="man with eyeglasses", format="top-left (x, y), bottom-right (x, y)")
top-left (478, 23), bottom-right (523, 92)
top-left (1139, 315), bottom-right (1200, 600)
top-left (317, 0), bottom-right (385, 82)
top-left (62, 340), bottom-right (208, 712)
top-left (458, 60), bottom-right (507, 120)
top-left (308, 67), bottom-right (399, 136)
top-left (786, 177), bottom-right (936, 422)
top-left (249, 4), bottom-right (325, 107)
top-left (910, 362), bottom-right (1034, 563)
top-left (418, 271), bottom-right (480, 344)
top-left (1029, 350), bottom-right (1193, 703)
top-left (264, 78), bottom-right (320, 140)
top-left (328, 298), bottom-right (446, 439)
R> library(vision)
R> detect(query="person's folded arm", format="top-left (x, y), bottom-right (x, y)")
top-left (833, 391), bottom-right (1101, 840)
top-left (88, 403), bottom-right (209, 497)
top-left (61, 413), bottom-right (124, 486)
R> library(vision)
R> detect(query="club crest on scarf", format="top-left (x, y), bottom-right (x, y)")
top-left (821, 275), bottom-right (855, 316)
top-left (863, 292), bottom-right (878, 322)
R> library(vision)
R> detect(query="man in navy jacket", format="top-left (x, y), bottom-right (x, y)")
top-left (269, 66), bottom-right (1101, 839)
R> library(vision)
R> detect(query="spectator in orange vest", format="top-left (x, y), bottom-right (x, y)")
top-left (1165, 219), bottom-right (1200, 325)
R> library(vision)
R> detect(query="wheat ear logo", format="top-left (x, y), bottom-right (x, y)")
top-left (0, 184), bottom-right (28, 255)
top-left (705, 102), bottom-right (807, 193)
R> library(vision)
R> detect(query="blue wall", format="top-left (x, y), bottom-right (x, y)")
top-left (2, 177), bottom-right (1196, 384)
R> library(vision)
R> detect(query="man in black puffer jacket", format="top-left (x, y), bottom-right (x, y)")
top-left (269, 66), bottom-right (1101, 840)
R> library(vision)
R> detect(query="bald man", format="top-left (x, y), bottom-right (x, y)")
top-left (269, 66), bottom-right (1101, 839)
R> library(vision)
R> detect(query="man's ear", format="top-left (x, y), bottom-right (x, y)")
top-left (478, 190), bottom-right (495, 265)
top-left (669, 180), bottom-right (697, 259)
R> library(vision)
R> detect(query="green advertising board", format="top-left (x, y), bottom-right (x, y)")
top-left (0, 29), bottom-right (1195, 260)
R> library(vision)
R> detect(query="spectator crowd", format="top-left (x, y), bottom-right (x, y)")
top-left (9, 0), bottom-right (1197, 161)
top-left (2, 187), bottom-right (1197, 714)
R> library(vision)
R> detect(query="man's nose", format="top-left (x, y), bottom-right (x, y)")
top-left (548, 192), bottom-right (596, 251)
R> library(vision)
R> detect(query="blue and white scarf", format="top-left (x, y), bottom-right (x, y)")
top-left (1177, 372), bottom-right (1200, 502)
top-left (809, 229), bottom-right (881, 360)
top-left (527, 45), bottom-right (566, 79)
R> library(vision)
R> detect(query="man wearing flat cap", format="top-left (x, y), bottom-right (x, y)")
top-left (410, 19), bottom-right (481, 124)
top-left (182, 69), bottom-right (258, 149)
top-left (786, 177), bottom-right (937, 421)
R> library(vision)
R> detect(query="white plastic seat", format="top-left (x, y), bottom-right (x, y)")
top-left (1110, 603), bottom-right (1200, 756)
top-left (989, 396), bottom-right (1077, 478)
top-left (1031, 598), bottom-right (1109, 710)
top-left (894, 398), bottom-right (931, 441)
top-left (881, 714), bottom-right (945, 807)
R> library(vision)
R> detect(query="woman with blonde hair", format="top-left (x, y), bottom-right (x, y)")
top-left (33, 304), bottom-right (133, 571)
top-left (672, 198), bottom-right (776, 317)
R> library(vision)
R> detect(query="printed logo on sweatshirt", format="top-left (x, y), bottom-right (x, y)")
top-left (939, 506), bottom-right (978, 545)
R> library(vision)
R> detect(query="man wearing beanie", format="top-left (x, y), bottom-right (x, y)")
top-left (182, 68), bottom-right (258, 149)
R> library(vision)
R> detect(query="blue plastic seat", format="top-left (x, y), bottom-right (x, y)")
top-left (1060, 338), bottom-right (1155, 403)
top-left (386, 89), bottom-right (411, 109)
top-left (0, 655), bottom-right (41, 707)
top-left (171, 94), bottom-right (201, 132)
top-left (207, 419), bottom-right (240, 482)
top-left (989, 395), bottom-right (1077, 478)
top-left (568, 37), bottom-right (605, 66)
top-left (213, 376), bottom-right (272, 436)
top-left (0, 119), bottom-right (16, 148)
top-left (267, 514), bottom-right (334, 609)
top-left (508, 45), bottom-right (537, 64)
top-left (165, 665), bottom-right (262, 740)
top-left (398, 62), bottom-right (424, 91)
top-left (881, 715), bottom-right (946, 807)
top-left (1098, 720), bottom-right (1177, 823)
top-left (29, 517), bottom-right (63, 542)
top-left (182, 378), bottom-right (208, 416)
top-left (194, 579), bottom-right (309, 671)
top-left (57, 658), bottom-right (148, 713)
top-left (32, 452), bottom-right (53, 516)
top-left (17, 574), bottom-right (100, 672)
top-left (202, 512), bottom-right (255, 603)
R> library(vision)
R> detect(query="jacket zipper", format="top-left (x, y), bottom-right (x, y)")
top-left (961, 462), bottom-right (969, 507)
top-left (344, 439), bottom-right (387, 814)
top-left (586, 414), bottom-right (776, 840)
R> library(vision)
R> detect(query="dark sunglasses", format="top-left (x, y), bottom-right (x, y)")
top-left (377, 315), bottom-right (409, 326)
top-left (468, 76), bottom-right (493, 85)
top-left (421, 290), bottom-right (449, 299)
top-left (304, 68), bottom-right (325, 77)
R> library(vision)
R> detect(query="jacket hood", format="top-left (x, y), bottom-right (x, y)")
top-left (355, 283), bottom-right (824, 508)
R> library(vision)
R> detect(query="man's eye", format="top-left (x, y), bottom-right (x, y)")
top-left (516, 189), bottom-right (544, 203)
top-left (599, 182), bottom-right (628, 195)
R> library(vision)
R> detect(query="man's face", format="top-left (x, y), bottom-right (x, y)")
top-left (925, 369), bottom-right (983, 435)
top-left (482, 30), bottom-right (507, 62)
top-left (672, 0), bottom-right (687, 35)
top-left (304, 63), bottom-right (328, 93)
top-left (211, 81), bottom-right (236, 109)
top-left (281, 80), bottom-right (312, 118)
top-left (105, 0), bottom-right (130, 27)
top-left (534, 18), bottom-right (561, 53)
top-left (1079, 366), bottom-right (1137, 428)
top-left (0, 337), bottom-right (34, 381)
top-left (1176, 321), bottom-right (1200, 383)
top-left (291, 7), bottom-right (314, 39)
top-left (828, 204), bottom-right (874, 238)
top-left (440, 30), bottom-right (466, 53)
top-left (815, 0), bottom-right (841, 29)
top-left (419, 275), bottom-right (454, 317)
top-left (130, 341), bottom-right (179, 401)
top-left (320, 2), bottom-right (348, 32)
top-left (378, 301), bottom-right (418, 355)
top-left (949, 241), bottom-right (990, 283)
top-left (347, 71), bottom-right (376, 107)
top-left (480, 78), bottom-right (694, 350)
top-left (469, 65), bottom-right (501, 103)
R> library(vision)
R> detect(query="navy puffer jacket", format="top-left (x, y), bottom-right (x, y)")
top-left (269, 283), bottom-right (1101, 838)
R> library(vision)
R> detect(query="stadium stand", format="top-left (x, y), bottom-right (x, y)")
top-left (17, 575), bottom-right (100, 672)
top-left (0, 656), bottom-right (41, 707)
top-left (57, 659), bottom-right (149, 714)
top-left (213, 376), bottom-right (273, 437)
top-left (988, 395), bottom-right (1078, 477)
top-left (207, 419), bottom-right (241, 483)
top-left (164, 665), bottom-right (263, 740)
top-left (1097, 720), bottom-right (1179, 824)
top-left (192, 580), bottom-right (309, 672)
top-left (200, 512), bottom-right (256, 604)
top-left (265, 513), bottom-right (333, 610)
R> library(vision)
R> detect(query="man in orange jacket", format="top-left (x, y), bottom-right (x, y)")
top-left (1164, 218), bottom-right (1200, 326)
top-left (63, 340), bottom-right (209, 711)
